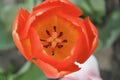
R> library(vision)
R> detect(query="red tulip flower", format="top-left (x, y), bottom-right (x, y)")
top-left (12, 0), bottom-right (98, 79)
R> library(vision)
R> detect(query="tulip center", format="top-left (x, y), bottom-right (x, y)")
top-left (40, 26), bottom-right (68, 56)
top-left (35, 15), bottom-right (79, 61)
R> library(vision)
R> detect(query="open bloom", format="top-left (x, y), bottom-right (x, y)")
top-left (12, 0), bottom-right (98, 79)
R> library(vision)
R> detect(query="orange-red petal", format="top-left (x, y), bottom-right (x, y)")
top-left (84, 17), bottom-right (98, 54)
top-left (20, 6), bottom-right (60, 40)
top-left (13, 8), bottom-right (29, 36)
top-left (76, 17), bottom-right (98, 63)
top-left (57, 13), bottom-right (91, 63)
top-left (21, 36), bottom-right (33, 60)
top-left (33, 0), bottom-right (82, 17)
top-left (32, 59), bottom-right (79, 79)
top-left (12, 8), bottom-right (31, 60)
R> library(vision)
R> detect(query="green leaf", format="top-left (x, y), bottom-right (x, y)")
top-left (70, 0), bottom-right (106, 25)
top-left (0, 27), bottom-right (14, 50)
top-left (106, 29), bottom-right (120, 47)
top-left (34, 0), bottom-right (43, 5)
top-left (0, 66), bottom-right (14, 80)
top-left (21, 0), bottom-right (34, 12)
top-left (12, 62), bottom-right (46, 80)
top-left (70, 0), bottom-right (94, 15)
top-left (99, 9), bottom-right (120, 47)
top-left (0, 75), bottom-right (6, 80)
top-left (0, 3), bottom-right (19, 50)
top-left (89, 0), bottom-right (106, 16)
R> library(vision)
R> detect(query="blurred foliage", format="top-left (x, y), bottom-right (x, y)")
top-left (0, 63), bottom-right (46, 80)
top-left (99, 10), bottom-right (120, 47)
top-left (0, 0), bottom-right (120, 80)
top-left (11, 62), bottom-right (46, 80)
top-left (0, 65), bottom-right (14, 80)
top-left (0, 3), bottom-right (18, 50)
top-left (71, 0), bottom-right (106, 25)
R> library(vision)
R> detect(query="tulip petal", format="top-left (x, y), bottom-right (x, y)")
top-left (32, 59), bottom-right (59, 78)
top-left (84, 17), bottom-right (98, 54)
top-left (21, 36), bottom-right (33, 60)
top-left (57, 13), bottom-right (90, 63)
top-left (13, 8), bottom-right (29, 36)
top-left (32, 59), bottom-right (79, 79)
top-left (12, 33), bottom-right (24, 58)
top-left (29, 27), bottom-right (44, 59)
top-left (12, 8), bottom-right (31, 60)
top-left (20, 6), bottom-right (59, 40)
top-left (33, 0), bottom-right (82, 17)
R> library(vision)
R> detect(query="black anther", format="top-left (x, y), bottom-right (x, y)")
top-left (58, 32), bottom-right (63, 38)
top-left (52, 50), bottom-right (55, 56)
top-left (43, 44), bottom-right (50, 48)
top-left (46, 30), bottom-right (50, 36)
top-left (53, 26), bottom-right (56, 32)
top-left (57, 45), bottom-right (63, 48)
top-left (62, 40), bottom-right (67, 43)
top-left (40, 39), bottom-right (46, 42)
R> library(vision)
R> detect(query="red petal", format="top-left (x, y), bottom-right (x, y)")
top-left (29, 27), bottom-right (44, 58)
top-left (13, 8), bottom-right (29, 36)
top-left (13, 31), bottom-right (32, 61)
top-left (32, 59), bottom-right (59, 78)
top-left (21, 37), bottom-right (33, 61)
top-left (12, 33), bottom-right (24, 58)
top-left (32, 59), bottom-right (79, 79)
top-left (57, 13), bottom-right (91, 63)
top-left (12, 8), bottom-right (31, 60)
top-left (84, 17), bottom-right (98, 55)
top-left (77, 17), bottom-right (98, 63)
top-left (21, 0), bottom-right (82, 40)
top-left (76, 31), bottom-right (90, 63)
top-left (33, 0), bottom-right (82, 17)
top-left (20, 6), bottom-right (58, 40)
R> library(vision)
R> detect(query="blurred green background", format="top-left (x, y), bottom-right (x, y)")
top-left (0, 0), bottom-right (120, 80)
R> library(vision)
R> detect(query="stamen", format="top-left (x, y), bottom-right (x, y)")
top-left (62, 40), bottom-right (67, 43)
top-left (52, 50), bottom-right (55, 56)
top-left (53, 26), bottom-right (56, 32)
top-left (57, 45), bottom-right (63, 48)
top-left (46, 30), bottom-right (51, 36)
top-left (58, 32), bottom-right (63, 38)
top-left (42, 26), bottom-right (68, 56)
top-left (40, 39), bottom-right (46, 42)
top-left (43, 44), bottom-right (50, 48)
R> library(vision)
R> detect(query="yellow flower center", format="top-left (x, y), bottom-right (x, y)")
top-left (34, 15), bottom-right (79, 61)
top-left (40, 26), bottom-right (68, 56)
